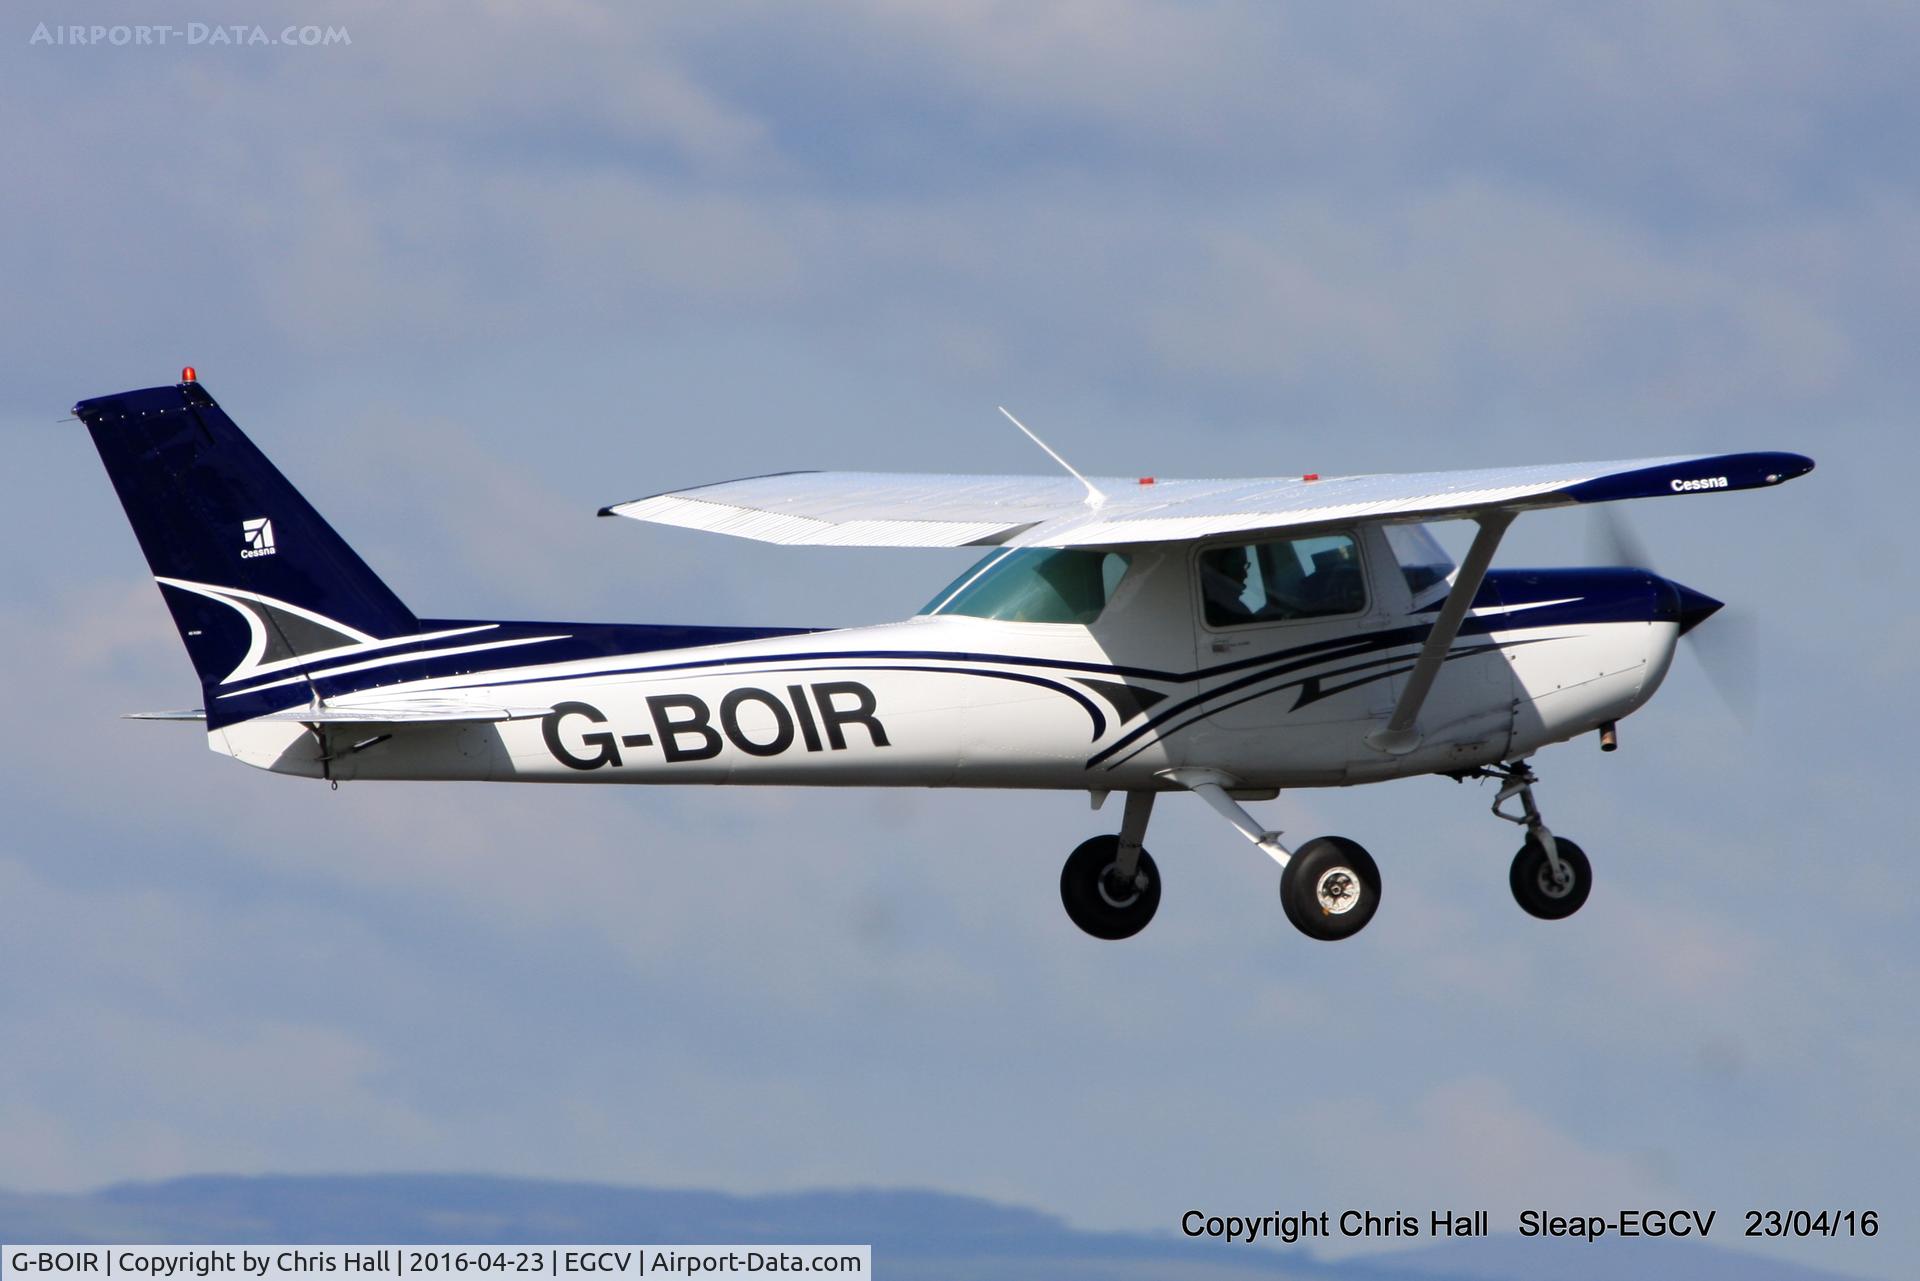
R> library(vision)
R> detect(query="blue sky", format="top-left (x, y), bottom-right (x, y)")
top-left (2, 4), bottom-right (1914, 1278)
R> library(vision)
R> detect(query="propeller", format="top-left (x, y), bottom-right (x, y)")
top-left (1589, 502), bottom-right (1652, 574)
top-left (1588, 505), bottom-right (1757, 726)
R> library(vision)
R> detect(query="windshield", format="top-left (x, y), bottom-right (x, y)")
top-left (924, 548), bottom-right (1133, 624)
top-left (1385, 522), bottom-right (1456, 598)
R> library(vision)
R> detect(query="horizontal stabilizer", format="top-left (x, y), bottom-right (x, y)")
top-left (602, 452), bottom-right (1814, 549)
top-left (254, 699), bottom-right (554, 725)
top-left (126, 701), bottom-right (550, 726)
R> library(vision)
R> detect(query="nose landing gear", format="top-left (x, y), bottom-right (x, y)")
top-left (1467, 759), bottom-right (1593, 920)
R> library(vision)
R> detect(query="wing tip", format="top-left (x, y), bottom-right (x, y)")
top-left (1564, 450), bottom-right (1818, 505)
top-left (1772, 451), bottom-right (1816, 481)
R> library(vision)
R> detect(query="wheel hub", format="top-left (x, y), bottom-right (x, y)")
top-left (1315, 867), bottom-right (1360, 915)
top-left (1097, 863), bottom-right (1146, 909)
top-left (1535, 860), bottom-right (1576, 899)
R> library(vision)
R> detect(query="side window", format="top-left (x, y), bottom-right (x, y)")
top-left (1384, 522), bottom-right (1456, 601)
top-left (1199, 533), bottom-right (1366, 628)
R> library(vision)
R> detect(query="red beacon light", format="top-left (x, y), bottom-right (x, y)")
top-left (181, 366), bottom-right (197, 383)
top-left (1302, 473), bottom-right (1320, 482)
top-left (1138, 476), bottom-right (1156, 485)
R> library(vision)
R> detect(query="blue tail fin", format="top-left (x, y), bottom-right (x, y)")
top-left (75, 379), bottom-right (419, 698)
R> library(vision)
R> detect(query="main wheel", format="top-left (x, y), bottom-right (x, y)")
top-left (1279, 836), bottom-right (1380, 941)
top-left (1509, 835), bottom-right (1591, 920)
top-left (1060, 836), bottom-right (1161, 940)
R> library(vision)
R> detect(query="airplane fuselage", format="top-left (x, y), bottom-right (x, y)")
top-left (215, 565), bottom-right (1686, 793)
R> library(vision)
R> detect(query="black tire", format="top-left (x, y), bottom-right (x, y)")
top-left (1279, 836), bottom-right (1380, 941)
top-left (1060, 835), bottom-right (1161, 940)
top-left (1509, 835), bottom-right (1591, 920)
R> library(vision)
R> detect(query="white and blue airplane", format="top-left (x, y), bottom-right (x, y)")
top-left (76, 372), bottom-right (1813, 941)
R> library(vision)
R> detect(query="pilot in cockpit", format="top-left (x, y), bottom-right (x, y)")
top-left (1200, 547), bottom-right (1255, 625)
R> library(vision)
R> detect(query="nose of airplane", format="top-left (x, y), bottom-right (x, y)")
top-left (1671, 581), bottom-right (1724, 636)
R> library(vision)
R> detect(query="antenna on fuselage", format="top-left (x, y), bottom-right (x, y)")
top-left (998, 406), bottom-right (1106, 510)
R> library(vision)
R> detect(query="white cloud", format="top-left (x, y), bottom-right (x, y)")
top-left (1142, 184), bottom-right (1864, 418)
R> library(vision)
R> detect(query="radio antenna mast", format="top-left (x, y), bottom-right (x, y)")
top-left (998, 406), bottom-right (1105, 509)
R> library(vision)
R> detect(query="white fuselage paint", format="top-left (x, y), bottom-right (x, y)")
top-left (209, 531), bottom-right (1682, 794)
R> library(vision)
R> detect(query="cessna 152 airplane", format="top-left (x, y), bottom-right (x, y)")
top-left (75, 373), bottom-right (1813, 942)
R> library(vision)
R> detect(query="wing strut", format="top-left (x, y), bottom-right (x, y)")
top-left (1367, 510), bottom-right (1515, 756)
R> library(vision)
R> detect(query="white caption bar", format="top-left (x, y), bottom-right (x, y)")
top-left (3, 1248), bottom-right (870, 1279)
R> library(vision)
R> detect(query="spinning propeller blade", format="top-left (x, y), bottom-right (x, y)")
top-left (1588, 507), bottom-right (1756, 726)
top-left (1587, 504), bottom-right (1653, 573)
top-left (1685, 607), bottom-right (1758, 728)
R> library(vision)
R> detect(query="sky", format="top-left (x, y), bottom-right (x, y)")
top-left (2, 2), bottom-right (1915, 1277)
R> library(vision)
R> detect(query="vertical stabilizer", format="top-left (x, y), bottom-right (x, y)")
top-left (74, 378), bottom-right (418, 699)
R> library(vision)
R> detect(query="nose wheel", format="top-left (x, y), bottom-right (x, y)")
top-left (1510, 835), bottom-right (1591, 919)
top-left (1465, 759), bottom-right (1593, 921)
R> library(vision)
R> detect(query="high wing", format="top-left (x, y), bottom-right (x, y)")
top-left (601, 451), bottom-right (1814, 548)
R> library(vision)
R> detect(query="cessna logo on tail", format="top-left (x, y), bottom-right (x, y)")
top-left (241, 517), bottom-right (276, 558)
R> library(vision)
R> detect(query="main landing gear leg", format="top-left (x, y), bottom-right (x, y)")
top-left (1059, 790), bottom-right (1162, 940)
top-left (1467, 759), bottom-right (1593, 920)
top-left (1113, 790), bottom-right (1154, 885)
top-left (1166, 770), bottom-right (1294, 868)
top-left (1161, 769), bottom-right (1381, 942)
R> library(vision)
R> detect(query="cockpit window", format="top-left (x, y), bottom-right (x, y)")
top-left (1384, 522), bottom-right (1456, 599)
top-left (924, 548), bottom-right (1132, 624)
top-left (1199, 533), bottom-right (1365, 627)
